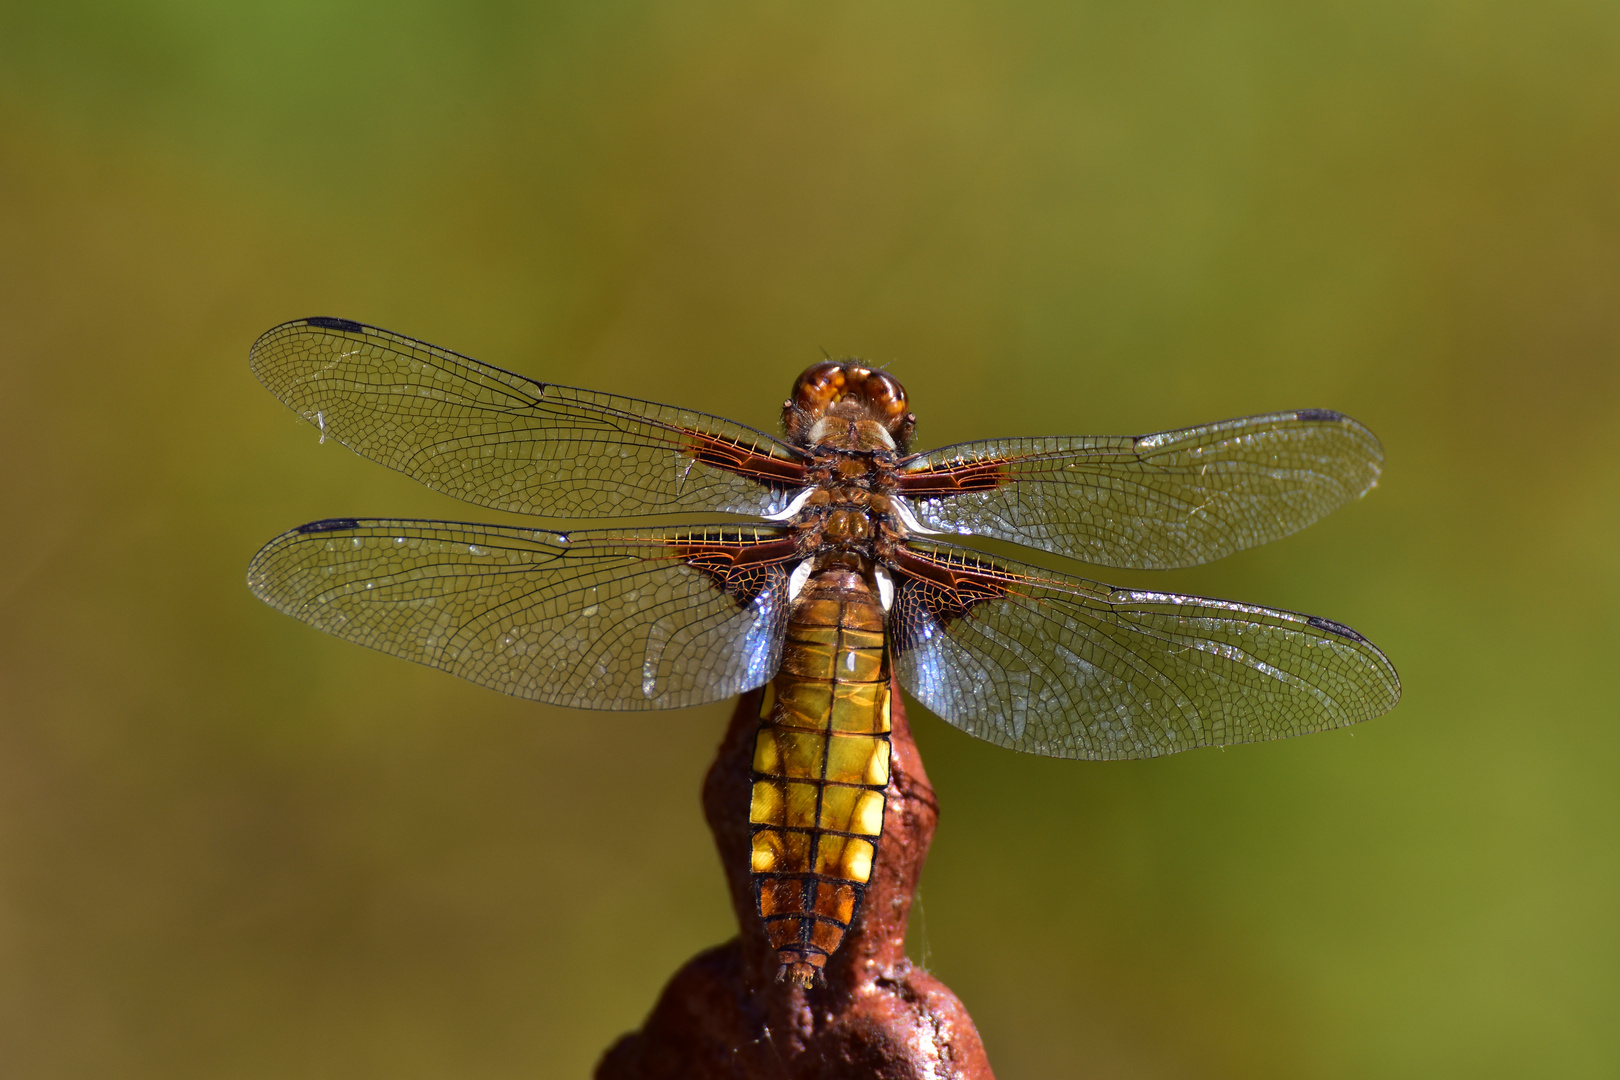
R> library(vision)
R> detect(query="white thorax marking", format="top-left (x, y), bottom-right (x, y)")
top-left (889, 496), bottom-right (938, 536)
top-left (763, 488), bottom-right (815, 522)
top-left (787, 560), bottom-right (814, 602)
top-left (873, 566), bottom-right (895, 612)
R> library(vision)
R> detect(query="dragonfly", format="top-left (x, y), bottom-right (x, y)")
top-left (247, 317), bottom-right (1400, 986)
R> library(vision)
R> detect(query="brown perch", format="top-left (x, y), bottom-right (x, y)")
top-left (596, 677), bottom-right (995, 1079)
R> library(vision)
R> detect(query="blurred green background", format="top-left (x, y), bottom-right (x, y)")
top-left (2, 2), bottom-right (1617, 1076)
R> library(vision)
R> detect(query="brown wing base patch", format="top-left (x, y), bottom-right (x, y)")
top-left (886, 546), bottom-right (1010, 654)
top-left (684, 431), bottom-right (809, 491)
top-left (674, 534), bottom-right (801, 607)
top-left (895, 457), bottom-right (1010, 494)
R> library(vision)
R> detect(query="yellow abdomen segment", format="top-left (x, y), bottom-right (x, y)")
top-left (748, 570), bottom-right (892, 986)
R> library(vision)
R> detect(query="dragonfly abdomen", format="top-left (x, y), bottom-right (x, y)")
top-left (748, 567), bottom-right (893, 986)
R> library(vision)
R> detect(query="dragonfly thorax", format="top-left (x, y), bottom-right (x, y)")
top-left (788, 467), bottom-right (907, 566)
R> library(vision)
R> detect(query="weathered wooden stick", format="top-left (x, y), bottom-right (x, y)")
top-left (596, 677), bottom-right (994, 1078)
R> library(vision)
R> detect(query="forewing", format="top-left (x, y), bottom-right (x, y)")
top-left (888, 539), bottom-right (1399, 760)
top-left (247, 519), bottom-right (800, 710)
top-left (250, 318), bottom-right (808, 519)
top-left (897, 411), bottom-right (1382, 568)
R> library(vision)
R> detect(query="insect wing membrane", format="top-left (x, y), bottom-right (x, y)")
top-left (249, 318), bottom-right (808, 520)
top-left (887, 539), bottom-right (1400, 760)
top-left (247, 519), bottom-right (799, 710)
top-left (897, 411), bottom-right (1382, 568)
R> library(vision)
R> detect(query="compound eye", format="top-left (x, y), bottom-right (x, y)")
top-left (863, 371), bottom-right (908, 421)
top-left (790, 362), bottom-right (848, 413)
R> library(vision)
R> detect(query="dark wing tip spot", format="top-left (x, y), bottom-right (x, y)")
top-left (296, 518), bottom-right (362, 534)
top-left (1307, 615), bottom-right (1366, 642)
top-left (304, 316), bottom-right (366, 333)
top-left (1294, 408), bottom-right (1347, 423)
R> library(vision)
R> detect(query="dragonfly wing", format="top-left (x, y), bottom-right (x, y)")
top-left (250, 318), bottom-right (809, 519)
top-left (897, 411), bottom-right (1382, 568)
top-left (248, 519), bottom-right (801, 710)
top-left (887, 539), bottom-right (1399, 760)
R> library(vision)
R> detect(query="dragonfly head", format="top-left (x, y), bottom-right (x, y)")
top-left (784, 361), bottom-right (916, 452)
